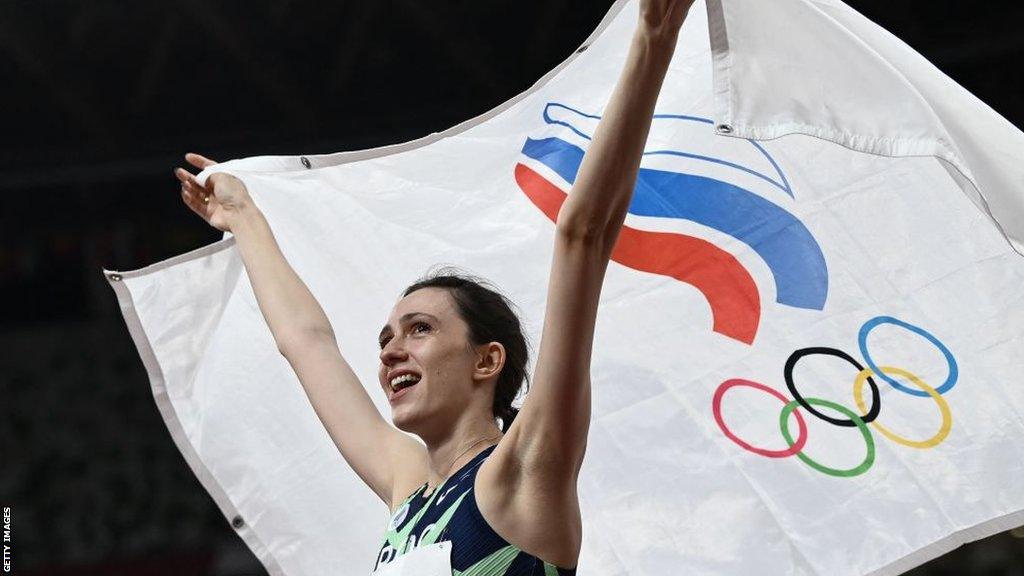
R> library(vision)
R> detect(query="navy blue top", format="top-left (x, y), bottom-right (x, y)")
top-left (374, 445), bottom-right (577, 575)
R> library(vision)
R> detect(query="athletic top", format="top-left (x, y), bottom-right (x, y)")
top-left (373, 445), bottom-right (577, 575)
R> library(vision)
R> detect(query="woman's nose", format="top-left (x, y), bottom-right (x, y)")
top-left (379, 338), bottom-right (407, 364)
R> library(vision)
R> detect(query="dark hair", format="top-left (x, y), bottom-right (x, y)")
top-left (402, 266), bottom-right (530, 433)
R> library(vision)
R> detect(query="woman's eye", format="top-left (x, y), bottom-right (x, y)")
top-left (379, 323), bottom-right (428, 348)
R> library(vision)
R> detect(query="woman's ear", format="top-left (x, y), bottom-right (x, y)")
top-left (473, 342), bottom-right (506, 382)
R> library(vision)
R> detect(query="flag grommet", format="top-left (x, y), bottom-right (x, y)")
top-left (301, 156), bottom-right (312, 169)
top-left (108, 273), bottom-right (122, 282)
top-left (231, 515), bottom-right (245, 529)
top-left (717, 124), bottom-right (733, 134)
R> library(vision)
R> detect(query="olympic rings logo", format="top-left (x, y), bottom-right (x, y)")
top-left (712, 316), bottom-right (959, 477)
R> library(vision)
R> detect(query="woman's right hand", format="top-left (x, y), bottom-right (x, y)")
top-left (175, 152), bottom-right (254, 232)
top-left (639, 0), bottom-right (693, 43)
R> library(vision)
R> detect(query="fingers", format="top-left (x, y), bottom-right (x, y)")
top-left (179, 182), bottom-right (207, 218)
top-left (178, 175), bottom-right (208, 206)
top-left (174, 167), bottom-right (206, 197)
top-left (176, 152), bottom-right (218, 199)
top-left (173, 166), bottom-right (194, 186)
top-left (185, 152), bottom-right (218, 169)
top-left (175, 167), bottom-right (213, 215)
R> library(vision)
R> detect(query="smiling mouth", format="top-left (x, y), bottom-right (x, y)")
top-left (389, 382), bottom-right (418, 402)
top-left (388, 374), bottom-right (421, 397)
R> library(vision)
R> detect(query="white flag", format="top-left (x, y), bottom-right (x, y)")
top-left (106, 1), bottom-right (1024, 575)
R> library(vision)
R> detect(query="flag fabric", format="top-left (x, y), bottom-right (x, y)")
top-left (105, 1), bottom-right (1024, 574)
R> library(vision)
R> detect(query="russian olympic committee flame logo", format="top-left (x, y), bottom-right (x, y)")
top-left (514, 102), bottom-right (828, 345)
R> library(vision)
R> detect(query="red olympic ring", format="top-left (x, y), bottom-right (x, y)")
top-left (713, 378), bottom-right (808, 458)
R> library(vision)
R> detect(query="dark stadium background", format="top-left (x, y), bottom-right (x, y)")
top-left (2, 1), bottom-right (1022, 574)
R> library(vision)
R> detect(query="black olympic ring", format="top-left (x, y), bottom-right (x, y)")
top-left (784, 346), bottom-right (880, 427)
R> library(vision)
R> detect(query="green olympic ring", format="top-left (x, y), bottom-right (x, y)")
top-left (780, 397), bottom-right (876, 478)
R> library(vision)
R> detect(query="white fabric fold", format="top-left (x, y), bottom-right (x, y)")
top-left (706, 0), bottom-right (1024, 254)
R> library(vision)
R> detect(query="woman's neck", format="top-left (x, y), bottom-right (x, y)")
top-left (423, 417), bottom-right (503, 494)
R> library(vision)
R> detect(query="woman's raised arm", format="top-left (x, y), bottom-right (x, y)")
top-left (558, 0), bottom-right (692, 245)
top-left (484, 0), bottom-right (693, 488)
top-left (176, 156), bottom-right (427, 509)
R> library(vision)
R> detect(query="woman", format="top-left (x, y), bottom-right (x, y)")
top-left (175, 1), bottom-right (693, 573)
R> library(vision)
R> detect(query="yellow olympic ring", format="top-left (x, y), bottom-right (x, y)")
top-left (852, 366), bottom-right (952, 449)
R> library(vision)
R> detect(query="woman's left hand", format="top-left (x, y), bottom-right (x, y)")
top-left (639, 0), bottom-right (696, 41)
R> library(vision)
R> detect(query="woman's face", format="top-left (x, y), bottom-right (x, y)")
top-left (377, 287), bottom-right (479, 433)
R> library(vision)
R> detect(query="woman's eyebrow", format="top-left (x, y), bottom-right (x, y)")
top-left (378, 312), bottom-right (440, 342)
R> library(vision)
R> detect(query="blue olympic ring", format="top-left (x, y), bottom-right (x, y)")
top-left (858, 315), bottom-right (958, 397)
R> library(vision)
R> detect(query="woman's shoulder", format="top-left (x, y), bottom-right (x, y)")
top-left (475, 445), bottom-right (582, 570)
